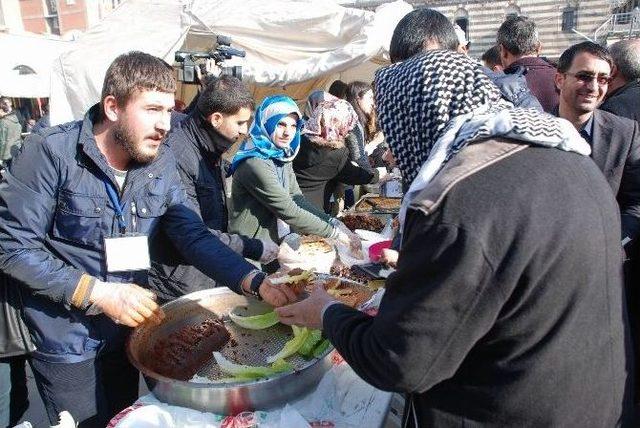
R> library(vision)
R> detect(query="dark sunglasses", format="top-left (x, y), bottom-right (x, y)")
top-left (565, 71), bottom-right (612, 86)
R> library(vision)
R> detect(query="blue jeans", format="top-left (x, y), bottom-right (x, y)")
top-left (0, 356), bottom-right (28, 428)
top-left (30, 351), bottom-right (138, 427)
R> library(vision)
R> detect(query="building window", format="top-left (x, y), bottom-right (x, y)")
top-left (562, 7), bottom-right (577, 32)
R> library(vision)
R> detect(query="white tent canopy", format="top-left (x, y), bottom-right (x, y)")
top-left (0, 33), bottom-right (73, 98)
top-left (49, 0), bottom-right (412, 125)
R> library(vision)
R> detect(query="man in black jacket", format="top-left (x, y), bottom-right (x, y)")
top-left (276, 51), bottom-right (634, 427)
top-left (149, 76), bottom-right (279, 301)
top-left (601, 39), bottom-right (640, 123)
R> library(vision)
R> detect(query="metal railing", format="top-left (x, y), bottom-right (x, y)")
top-left (594, 9), bottom-right (640, 42)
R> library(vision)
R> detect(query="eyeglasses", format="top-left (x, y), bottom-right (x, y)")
top-left (565, 71), bottom-right (612, 86)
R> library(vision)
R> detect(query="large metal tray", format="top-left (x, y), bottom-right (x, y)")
top-left (127, 287), bottom-right (334, 415)
top-left (352, 195), bottom-right (402, 215)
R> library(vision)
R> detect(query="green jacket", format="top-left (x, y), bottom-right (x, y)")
top-left (229, 157), bottom-right (335, 243)
top-left (0, 112), bottom-right (22, 161)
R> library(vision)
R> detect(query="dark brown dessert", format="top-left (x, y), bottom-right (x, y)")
top-left (340, 214), bottom-right (385, 232)
top-left (354, 197), bottom-right (402, 213)
top-left (145, 318), bottom-right (231, 381)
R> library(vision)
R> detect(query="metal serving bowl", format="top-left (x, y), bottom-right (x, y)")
top-left (126, 287), bottom-right (334, 415)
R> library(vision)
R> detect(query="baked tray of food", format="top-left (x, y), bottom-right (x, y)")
top-left (127, 275), bottom-right (374, 415)
top-left (352, 195), bottom-right (402, 214)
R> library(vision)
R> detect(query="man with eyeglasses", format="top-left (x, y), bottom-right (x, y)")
top-left (555, 41), bottom-right (640, 248)
top-left (555, 42), bottom-right (640, 393)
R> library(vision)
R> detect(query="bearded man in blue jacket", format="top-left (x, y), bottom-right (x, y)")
top-left (0, 51), bottom-right (295, 427)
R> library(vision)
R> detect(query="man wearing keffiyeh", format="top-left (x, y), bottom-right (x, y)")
top-left (276, 50), bottom-right (634, 427)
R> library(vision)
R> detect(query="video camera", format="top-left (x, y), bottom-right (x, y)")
top-left (175, 35), bottom-right (245, 83)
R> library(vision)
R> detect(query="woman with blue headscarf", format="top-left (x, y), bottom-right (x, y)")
top-left (228, 95), bottom-right (359, 258)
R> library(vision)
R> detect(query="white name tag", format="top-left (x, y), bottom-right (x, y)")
top-left (104, 235), bottom-right (151, 272)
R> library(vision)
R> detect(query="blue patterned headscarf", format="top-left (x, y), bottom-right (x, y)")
top-left (230, 95), bottom-right (303, 174)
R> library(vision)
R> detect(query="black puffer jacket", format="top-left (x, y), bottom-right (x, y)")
top-left (148, 112), bottom-right (263, 301)
top-left (293, 134), bottom-right (378, 212)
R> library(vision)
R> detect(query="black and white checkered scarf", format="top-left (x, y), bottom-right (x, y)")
top-left (374, 50), bottom-right (590, 223)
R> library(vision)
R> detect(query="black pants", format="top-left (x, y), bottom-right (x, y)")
top-left (30, 351), bottom-right (138, 427)
top-left (0, 355), bottom-right (28, 428)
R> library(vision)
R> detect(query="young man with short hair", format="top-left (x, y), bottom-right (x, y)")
top-left (149, 76), bottom-right (280, 300)
top-left (0, 52), bottom-right (294, 426)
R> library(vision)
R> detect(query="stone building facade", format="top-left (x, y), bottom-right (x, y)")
top-left (342, 0), bottom-right (620, 59)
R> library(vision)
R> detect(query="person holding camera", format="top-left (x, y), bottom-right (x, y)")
top-left (148, 76), bottom-right (281, 300)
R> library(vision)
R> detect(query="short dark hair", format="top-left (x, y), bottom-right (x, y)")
top-left (609, 39), bottom-right (640, 81)
top-left (481, 45), bottom-right (502, 69)
top-left (99, 51), bottom-right (176, 121)
top-left (196, 75), bottom-right (254, 116)
top-left (496, 16), bottom-right (540, 57)
top-left (557, 41), bottom-right (613, 73)
top-left (389, 8), bottom-right (459, 63)
top-left (328, 80), bottom-right (348, 99)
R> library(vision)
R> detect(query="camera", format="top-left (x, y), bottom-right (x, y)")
top-left (175, 35), bottom-right (246, 83)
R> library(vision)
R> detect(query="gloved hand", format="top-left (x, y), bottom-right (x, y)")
top-left (258, 239), bottom-right (280, 264)
top-left (86, 280), bottom-right (165, 327)
top-left (332, 224), bottom-right (363, 257)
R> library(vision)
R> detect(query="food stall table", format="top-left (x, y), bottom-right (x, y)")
top-left (108, 352), bottom-right (394, 428)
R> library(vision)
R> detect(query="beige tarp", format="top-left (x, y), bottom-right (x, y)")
top-left (49, 0), bottom-right (412, 124)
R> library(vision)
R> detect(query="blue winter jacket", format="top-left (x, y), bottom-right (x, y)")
top-left (0, 105), bottom-right (255, 363)
top-left (483, 66), bottom-right (544, 111)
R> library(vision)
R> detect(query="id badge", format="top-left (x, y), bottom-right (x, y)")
top-left (104, 234), bottom-right (151, 272)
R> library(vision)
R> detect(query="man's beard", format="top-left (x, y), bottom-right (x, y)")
top-left (113, 121), bottom-right (160, 164)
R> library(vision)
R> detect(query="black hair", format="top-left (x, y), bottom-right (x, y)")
top-left (481, 45), bottom-right (502, 69)
top-left (389, 8), bottom-right (459, 63)
top-left (196, 75), bottom-right (254, 116)
top-left (328, 80), bottom-right (348, 99)
top-left (557, 41), bottom-right (613, 73)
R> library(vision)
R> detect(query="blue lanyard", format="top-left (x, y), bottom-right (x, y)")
top-left (103, 178), bottom-right (126, 234)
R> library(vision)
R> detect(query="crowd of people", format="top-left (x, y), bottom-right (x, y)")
top-left (0, 6), bottom-right (640, 428)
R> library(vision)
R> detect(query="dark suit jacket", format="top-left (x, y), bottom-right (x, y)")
top-left (590, 109), bottom-right (640, 242)
top-left (600, 80), bottom-right (640, 124)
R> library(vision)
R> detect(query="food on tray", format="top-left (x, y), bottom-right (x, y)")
top-left (355, 197), bottom-right (402, 213)
top-left (311, 276), bottom-right (374, 308)
top-left (146, 318), bottom-right (230, 381)
top-left (330, 263), bottom-right (371, 284)
top-left (299, 235), bottom-right (333, 255)
top-left (340, 213), bottom-right (385, 232)
top-left (229, 309), bottom-right (279, 330)
top-left (270, 267), bottom-right (316, 294)
top-left (213, 352), bottom-right (293, 382)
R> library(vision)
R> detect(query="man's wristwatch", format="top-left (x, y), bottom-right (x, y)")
top-left (247, 271), bottom-right (267, 300)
